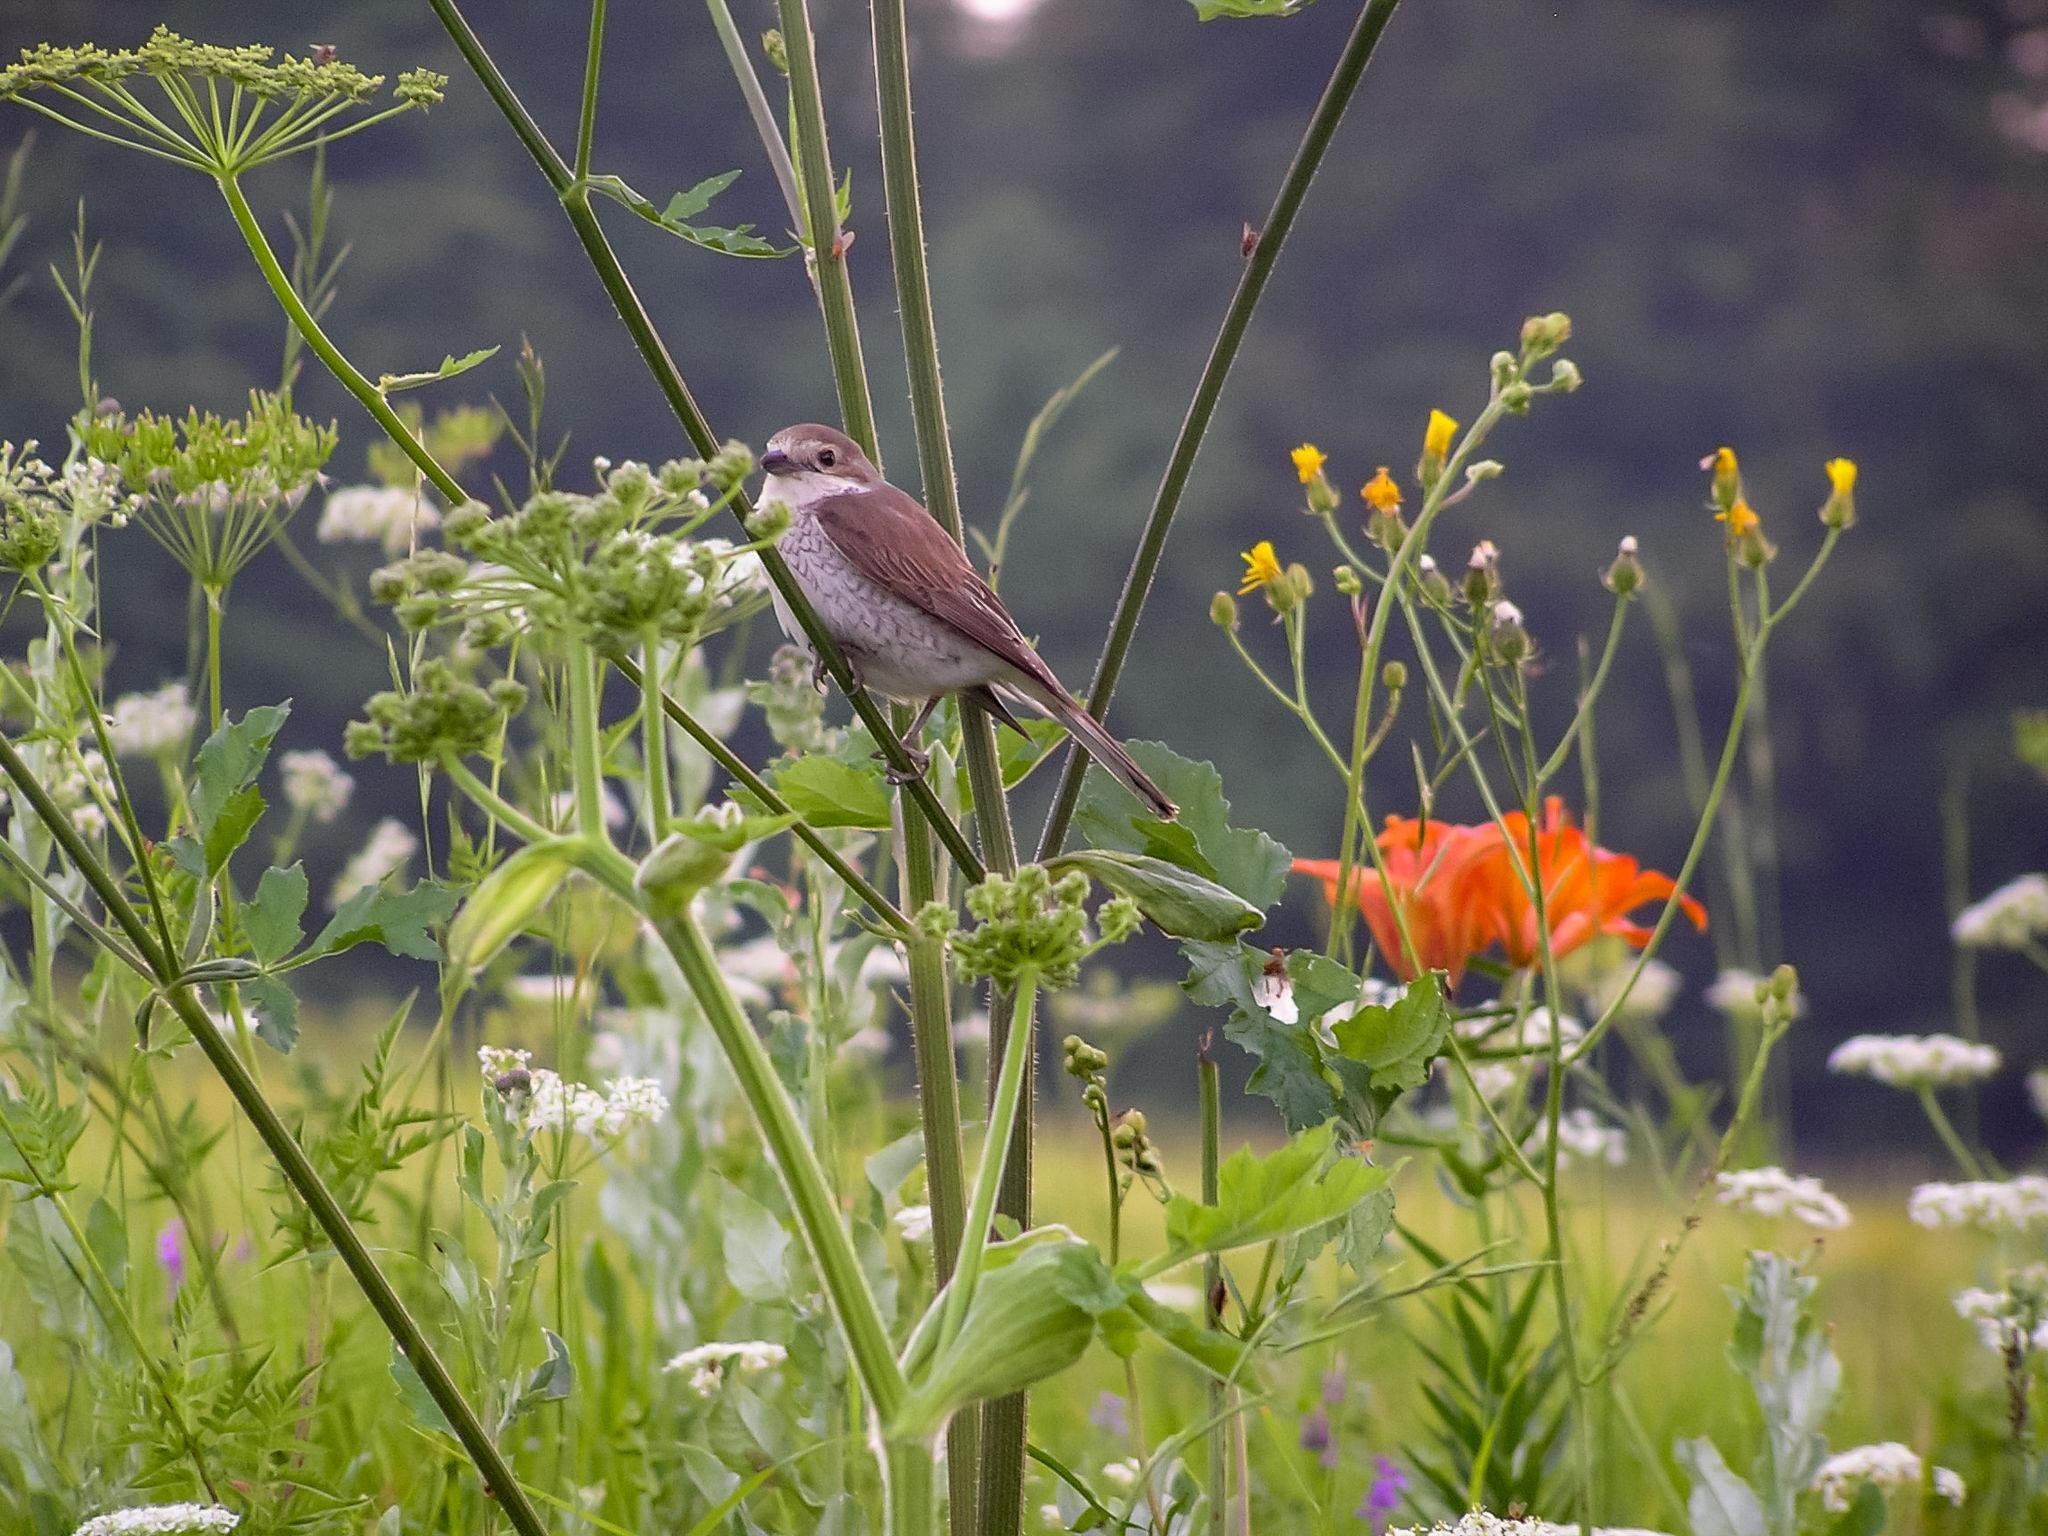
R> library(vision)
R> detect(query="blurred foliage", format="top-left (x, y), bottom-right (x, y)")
top-left (0, 0), bottom-right (2044, 1145)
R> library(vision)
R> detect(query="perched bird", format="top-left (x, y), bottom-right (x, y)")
top-left (757, 423), bottom-right (1177, 820)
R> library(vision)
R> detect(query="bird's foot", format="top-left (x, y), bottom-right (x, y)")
top-left (877, 744), bottom-right (930, 785)
top-left (810, 652), bottom-right (829, 694)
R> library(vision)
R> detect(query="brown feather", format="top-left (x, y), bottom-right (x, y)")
top-left (808, 487), bottom-right (1069, 699)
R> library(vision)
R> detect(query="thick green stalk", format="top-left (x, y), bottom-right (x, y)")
top-left (638, 634), bottom-right (673, 837)
top-left (567, 646), bottom-right (607, 839)
top-left (217, 174), bottom-right (465, 506)
top-left (642, 899), bottom-right (908, 1420)
top-left (423, 0), bottom-right (986, 876)
top-left (0, 732), bottom-right (551, 1536)
top-left (776, 0), bottom-right (880, 456)
top-left (887, 1435), bottom-right (941, 1536)
top-left (1035, 0), bottom-right (1405, 859)
top-left (1200, 1046), bottom-right (1225, 1536)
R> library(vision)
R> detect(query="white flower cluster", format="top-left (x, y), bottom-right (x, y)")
top-left (1954, 1269), bottom-right (2048, 1354)
top-left (1908, 1176), bottom-right (2048, 1232)
top-left (1827, 1033), bottom-right (2000, 1090)
top-left (1388, 1516), bottom-right (1672, 1536)
top-left (279, 749), bottom-right (354, 823)
top-left (478, 1046), bottom-right (668, 1141)
top-left (1528, 1108), bottom-right (1627, 1169)
top-left (72, 1506), bottom-right (240, 1536)
top-left (1715, 1167), bottom-right (1851, 1230)
top-left (1952, 873), bottom-right (2048, 951)
top-left (1098, 1459), bottom-right (1141, 1490)
top-left (2, 745), bottom-right (117, 838)
top-left (663, 1339), bottom-right (787, 1397)
top-left (1810, 1442), bottom-right (1965, 1513)
top-left (317, 484), bottom-right (440, 557)
top-left (106, 682), bottom-right (196, 759)
top-left (328, 816), bottom-right (416, 907)
top-left (1580, 957), bottom-right (1681, 1022)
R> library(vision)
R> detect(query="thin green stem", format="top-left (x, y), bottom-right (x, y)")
top-left (0, 732), bottom-right (551, 1536)
top-left (1918, 1087), bottom-right (1987, 1180)
top-left (575, 0), bottom-right (607, 180)
top-left (216, 174), bottom-right (466, 505)
top-left (705, 0), bottom-right (803, 224)
top-left (1201, 1045), bottom-right (1226, 1536)
top-left (568, 646), bottom-right (608, 840)
top-left (1535, 593), bottom-right (1629, 783)
top-left (1035, 0), bottom-right (1406, 860)
top-left (439, 755), bottom-right (556, 849)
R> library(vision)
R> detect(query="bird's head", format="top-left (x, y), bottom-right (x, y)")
top-left (759, 424), bottom-right (880, 491)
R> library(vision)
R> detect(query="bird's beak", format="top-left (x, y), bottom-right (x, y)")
top-left (759, 448), bottom-right (794, 476)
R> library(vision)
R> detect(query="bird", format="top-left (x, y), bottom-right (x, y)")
top-left (756, 423), bottom-right (1177, 820)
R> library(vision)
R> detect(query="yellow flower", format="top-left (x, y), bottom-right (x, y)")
top-left (1423, 411), bottom-right (1459, 460)
top-left (1361, 466), bottom-right (1402, 514)
top-left (1701, 446), bottom-right (1741, 513)
top-left (1238, 540), bottom-right (1284, 594)
top-left (1716, 498), bottom-right (1760, 538)
top-left (1291, 444), bottom-right (1328, 484)
top-left (1825, 457), bottom-right (1856, 496)
top-left (1702, 446), bottom-right (1737, 479)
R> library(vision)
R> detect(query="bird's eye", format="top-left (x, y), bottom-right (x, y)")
top-left (817, 449), bottom-right (837, 468)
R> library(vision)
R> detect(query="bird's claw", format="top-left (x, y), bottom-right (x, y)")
top-left (878, 745), bottom-right (930, 785)
top-left (810, 652), bottom-right (829, 694)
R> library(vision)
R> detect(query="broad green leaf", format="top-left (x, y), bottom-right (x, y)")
top-left (1182, 939), bottom-right (1336, 1130)
top-left (719, 1181), bottom-right (792, 1304)
top-left (1161, 1122), bottom-right (1387, 1261)
top-left (446, 839), bottom-right (580, 973)
top-left (243, 974), bottom-right (299, 1054)
top-left (191, 703), bottom-right (289, 847)
top-left (303, 880), bottom-right (461, 964)
top-left (377, 345), bottom-right (500, 396)
top-left (1049, 848), bottom-right (1261, 940)
top-left (1678, 1437), bottom-right (1767, 1536)
top-left (1332, 973), bottom-right (1451, 1092)
top-left (1074, 741), bottom-right (1290, 909)
top-left (244, 862), bottom-right (308, 966)
top-left (390, 1342), bottom-right (457, 1438)
top-left (1122, 1286), bottom-right (1252, 1381)
top-left (762, 755), bottom-right (892, 829)
top-left (584, 172), bottom-right (794, 258)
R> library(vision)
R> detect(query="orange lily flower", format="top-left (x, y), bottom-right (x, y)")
top-left (1462, 797), bottom-right (1706, 968)
top-left (1292, 815), bottom-right (1496, 984)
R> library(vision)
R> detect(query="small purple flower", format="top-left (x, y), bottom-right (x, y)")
top-left (1356, 1455), bottom-right (1407, 1532)
top-left (1298, 1407), bottom-right (1331, 1455)
top-left (1089, 1391), bottom-right (1129, 1438)
top-left (155, 1218), bottom-right (186, 1299)
top-left (1322, 1366), bottom-right (1348, 1408)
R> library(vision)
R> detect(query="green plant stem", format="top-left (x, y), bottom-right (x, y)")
top-left (574, 0), bottom-right (606, 181)
top-left (1535, 593), bottom-right (1629, 783)
top-left (216, 173), bottom-right (465, 505)
top-left (641, 898), bottom-right (907, 1420)
top-left (704, 0), bottom-right (802, 224)
top-left (0, 732), bottom-right (552, 1536)
top-left (1201, 1045), bottom-right (1226, 1536)
top-left (568, 647), bottom-right (607, 840)
top-left (936, 970), bottom-right (1039, 1355)
top-left (1918, 1086), bottom-right (1987, 1180)
top-left (887, 1435), bottom-right (940, 1536)
top-left (639, 633), bottom-right (672, 837)
top-left (1035, 0), bottom-right (1405, 860)
top-left (424, 0), bottom-right (983, 876)
top-left (615, 653), bottom-right (912, 935)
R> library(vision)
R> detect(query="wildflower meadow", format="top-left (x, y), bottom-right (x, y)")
top-left (0, 7), bottom-right (2044, 1536)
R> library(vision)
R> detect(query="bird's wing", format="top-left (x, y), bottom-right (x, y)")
top-left (809, 486), bottom-right (1069, 698)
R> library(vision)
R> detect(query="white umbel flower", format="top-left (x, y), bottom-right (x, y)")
top-left (317, 484), bottom-right (440, 557)
top-left (105, 682), bottom-right (196, 758)
top-left (1952, 873), bottom-right (2048, 950)
top-left (1811, 1442), bottom-right (1965, 1513)
top-left (279, 749), bottom-right (354, 823)
top-left (72, 1506), bottom-right (240, 1536)
top-left (477, 1047), bottom-right (667, 1142)
top-left (1389, 1516), bottom-right (1673, 1536)
top-left (1529, 1108), bottom-right (1627, 1169)
top-left (1828, 1033), bottom-right (2000, 1089)
top-left (1715, 1167), bottom-right (1851, 1230)
top-left (1909, 1176), bottom-right (2048, 1232)
top-left (328, 816), bottom-right (416, 906)
top-left (664, 1339), bottom-right (787, 1397)
top-left (1955, 1269), bottom-right (2048, 1354)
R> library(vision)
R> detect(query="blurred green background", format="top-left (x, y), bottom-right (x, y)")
top-left (2, 0), bottom-right (2045, 1151)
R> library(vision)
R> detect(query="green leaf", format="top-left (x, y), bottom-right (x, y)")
top-left (1331, 973), bottom-right (1451, 1092)
top-left (242, 974), bottom-right (300, 1053)
top-left (1074, 741), bottom-right (1290, 909)
top-left (390, 1342), bottom-right (458, 1439)
top-left (583, 172), bottom-right (794, 258)
top-left (304, 880), bottom-right (461, 964)
top-left (762, 755), bottom-right (893, 829)
top-left (675, 808), bottom-right (798, 853)
top-left (515, 1328), bottom-right (574, 1412)
top-left (244, 863), bottom-right (308, 966)
top-left (1122, 1285), bottom-right (1251, 1381)
top-left (719, 1182), bottom-right (793, 1304)
top-left (1049, 849), bottom-right (1261, 940)
top-left (1161, 1122), bottom-right (1388, 1261)
top-left (190, 704), bottom-right (290, 871)
top-left (1189, 0), bottom-right (1316, 17)
top-left (1677, 1437), bottom-right (1767, 1536)
top-left (377, 345), bottom-right (500, 396)
top-left (1182, 939), bottom-right (1335, 1131)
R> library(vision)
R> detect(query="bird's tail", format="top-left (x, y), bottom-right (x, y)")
top-left (1009, 684), bottom-right (1177, 821)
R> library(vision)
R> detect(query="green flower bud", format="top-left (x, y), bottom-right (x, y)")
top-left (1500, 381), bottom-right (1535, 415)
top-left (1603, 535), bottom-right (1644, 596)
top-left (761, 28), bottom-right (789, 75)
top-left (1488, 600), bottom-right (1531, 665)
top-left (1333, 564), bottom-right (1362, 597)
top-left (1285, 562), bottom-right (1315, 607)
top-left (1547, 358), bottom-right (1582, 393)
top-left (635, 824), bottom-right (736, 913)
top-left (1210, 590), bottom-right (1239, 629)
top-left (746, 497), bottom-right (792, 541)
top-left (1381, 660), bottom-right (1407, 691)
top-left (707, 440), bottom-right (755, 493)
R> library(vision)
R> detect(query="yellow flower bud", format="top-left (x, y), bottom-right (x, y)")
top-left (1424, 410), bottom-right (1458, 460)
top-left (1360, 467), bottom-right (1402, 514)
top-left (1290, 443), bottom-right (1327, 484)
top-left (1701, 446), bottom-right (1740, 514)
top-left (1821, 457), bottom-right (1857, 530)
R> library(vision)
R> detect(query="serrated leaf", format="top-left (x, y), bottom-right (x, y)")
top-left (1074, 741), bottom-right (1290, 909)
top-left (1160, 1121), bottom-right (1387, 1261)
top-left (303, 880), bottom-right (461, 964)
top-left (584, 171), bottom-right (794, 258)
top-left (390, 1343), bottom-right (457, 1438)
top-left (245, 863), bottom-right (308, 965)
top-left (1049, 849), bottom-right (1260, 940)
top-left (191, 705), bottom-right (289, 867)
top-left (1332, 973), bottom-right (1451, 1092)
top-left (1182, 939), bottom-right (1336, 1130)
top-left (761, 754), bottom-right (892, 829)
top-left (377, 345), bottom-right (500, 396)
top-left (242, 974), bottom-right (299, 1053)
